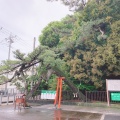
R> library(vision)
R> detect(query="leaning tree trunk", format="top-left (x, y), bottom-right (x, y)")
top-left (26, 77), bottom-right (42, 100)
top-left (52, 67), bottom-right (86, 101)
top-left (64, 79), bottom-right (86, 101)
top-left (26, 67), bottom-right (86, 101)
top-left (21, 72), bottom-right (29, 95)
top-left (26, 68), bottom-right (55, 99)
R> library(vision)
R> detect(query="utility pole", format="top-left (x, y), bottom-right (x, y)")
top-left (31, 37), bottom-right (36, 90)
top-left (7, 35), bottom-right (14, 60)
top-left (5, 34), bottom-right (14, 95)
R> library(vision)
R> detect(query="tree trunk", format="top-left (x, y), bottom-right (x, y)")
top-left (52, 67), bottom-right (86, 101)
top-left (20, 72), bottom-right (28, 95)
top-left (64, 79), bottom-right (86, 101)
top-left (26, 77), bottom-right (42, 100)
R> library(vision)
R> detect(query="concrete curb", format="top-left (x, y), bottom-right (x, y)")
top-left (100, 114), bottom-right (105, 120)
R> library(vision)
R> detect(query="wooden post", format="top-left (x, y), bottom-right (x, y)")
top-left (54, 77), bottom-right (65, 109)
top-left (13, 93), bottom-right (15, 104)
top-left (0, 93), bottom-right (2, 105)
top-left (106, 79), bottom-right (110, 106)
top-left (54, 78), bottom-right (60, 106)
top-left (58, 78), bottom-right (63, 109)
top-left (86, 91), bottom-right (87, 102)
top-left (7, 94), bottom-right (9, 105)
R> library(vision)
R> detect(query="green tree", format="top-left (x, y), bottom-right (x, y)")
top-left (39, 21), bottom-right (61, 47)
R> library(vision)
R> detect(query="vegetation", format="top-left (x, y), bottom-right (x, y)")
top-left (0, 0), bottom-right (119, 100)
top-left (45, 0), bottom-right (120, 89)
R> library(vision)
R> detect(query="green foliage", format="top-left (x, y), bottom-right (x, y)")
top-left (39, 50), bottom-right (57, 66)
top-left (0, 60), bottom-right (20, 73)
top-left (39, 21), bottom-right (63, 47)
top-left (82, 0), bottom-right (120, 22)
top-left (60, 0), bottom-right (120, 89)
top-left (38, 80), bottom-right (49, 90)
top-left (0, 75), bottom-right (7, 84)
top-left (13, 50), bottom-right (25, 61)
top-left (47, 74), bottom-right (57, 90)
top-left (39, 15), bottom-right (77, 48)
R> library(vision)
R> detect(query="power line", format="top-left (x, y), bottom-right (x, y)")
top-left (0, 27), bottom-right (32, 47)
top-left (15, 35), bottom-right (33, 46)
top-left (0, 26), bottom-right (33, 48)
top-left (0, 27), bottom-right (11, 35)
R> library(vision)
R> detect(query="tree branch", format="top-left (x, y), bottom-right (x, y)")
top-left (0, 70), bottom-right (18, 85)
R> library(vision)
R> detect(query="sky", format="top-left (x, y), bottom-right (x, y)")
top-left (0, 0), bottom-right (71, 63)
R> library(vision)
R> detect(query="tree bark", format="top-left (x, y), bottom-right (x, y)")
top-left (26, 77), bottom-right (42, 99)
top-left (52, 67), bottom-right (86, 101)
top-left (64, 79), bottom-right (86, 101)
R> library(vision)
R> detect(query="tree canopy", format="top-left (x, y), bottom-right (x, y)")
top-left (42, 0), bottom-right (120, 88)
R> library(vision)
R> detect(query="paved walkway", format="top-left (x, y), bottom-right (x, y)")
top-left (27, 103), bottom-right (120, 120)
top-left (0, 103), bottom-right (120, 120)
top-left (28, 102), bottom-right (120, 114)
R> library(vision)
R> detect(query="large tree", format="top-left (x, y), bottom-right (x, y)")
top-left (42, 0), bottom-right (120, 89)
top-left (0, 45), bottom-right (85, 100)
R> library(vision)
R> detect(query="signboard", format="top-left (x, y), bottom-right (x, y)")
top-left (106, 79), bottom-right (120, 106)
top-left (111, 93), bottom-right (120, 101)
top-left (41, 90), bottom-right (56, 99)
top-left (107, 79), bottom-right (120, 91)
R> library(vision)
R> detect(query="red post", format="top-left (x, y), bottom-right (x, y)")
top-left (54, 110), bottom-right (61, 120)
top-left (54, 77), bottom-right (65, 109)
top-left (54, 78), bottom-right (60, 106)
top-left (58, 78), bottom-right (62, 109)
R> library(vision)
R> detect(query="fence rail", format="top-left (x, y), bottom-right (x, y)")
top-left (1, 89), bottom-right (120, 105)
top-left (0, 88), bottom-right (22, 96)
top-left (0, 93), bottom-right (15, 105)
top-left (0, 88), bottom-right (22, 105)
top-left (86, 91), bottom-right (107, 102)
top-left (28, 90), bottom-right (107, 102)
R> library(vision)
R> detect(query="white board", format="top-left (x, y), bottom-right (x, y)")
top-left (107, 79), bottom-right (120, 91)
top-left (41, 90), bottom-right (56, 99)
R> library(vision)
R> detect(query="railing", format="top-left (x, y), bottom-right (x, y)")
top-left (28, 90), bottom-right (77, 100)
top-left (28, 90), bottom-right (108, 103)
top-left (1, 89), bottom-right (120, 105)
top-left (0, 88), bottom-right (22, 96)
top-left (0, 93), bottom-right (15, 105)
top-left (85, 91), bottom-right (107, 102)
top-left (0, 88), bottom-right (23, 105)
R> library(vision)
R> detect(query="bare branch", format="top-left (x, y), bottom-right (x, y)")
top-left (0, 70), bottom-right (18, 85)
top-left (0, 63), bottom-right (23, 75)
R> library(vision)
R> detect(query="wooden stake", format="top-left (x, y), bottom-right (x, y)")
top-left (54, 77), bottom-right (65, 109)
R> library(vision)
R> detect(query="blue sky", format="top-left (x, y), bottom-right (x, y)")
top-left (0, 0), bottom-right (71, 62)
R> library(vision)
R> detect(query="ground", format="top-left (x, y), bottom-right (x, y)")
top-left (0, 103), bottom-right (120, 120)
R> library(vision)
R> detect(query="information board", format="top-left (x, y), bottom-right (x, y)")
top-left (106, 79), bottom-right (120, 106)
top-left (107, 79), bottom-right (120, 91)
top-left (111, 93), bottom-right (120, 101)
top-left (41, 90), bottom-right (56, 99)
